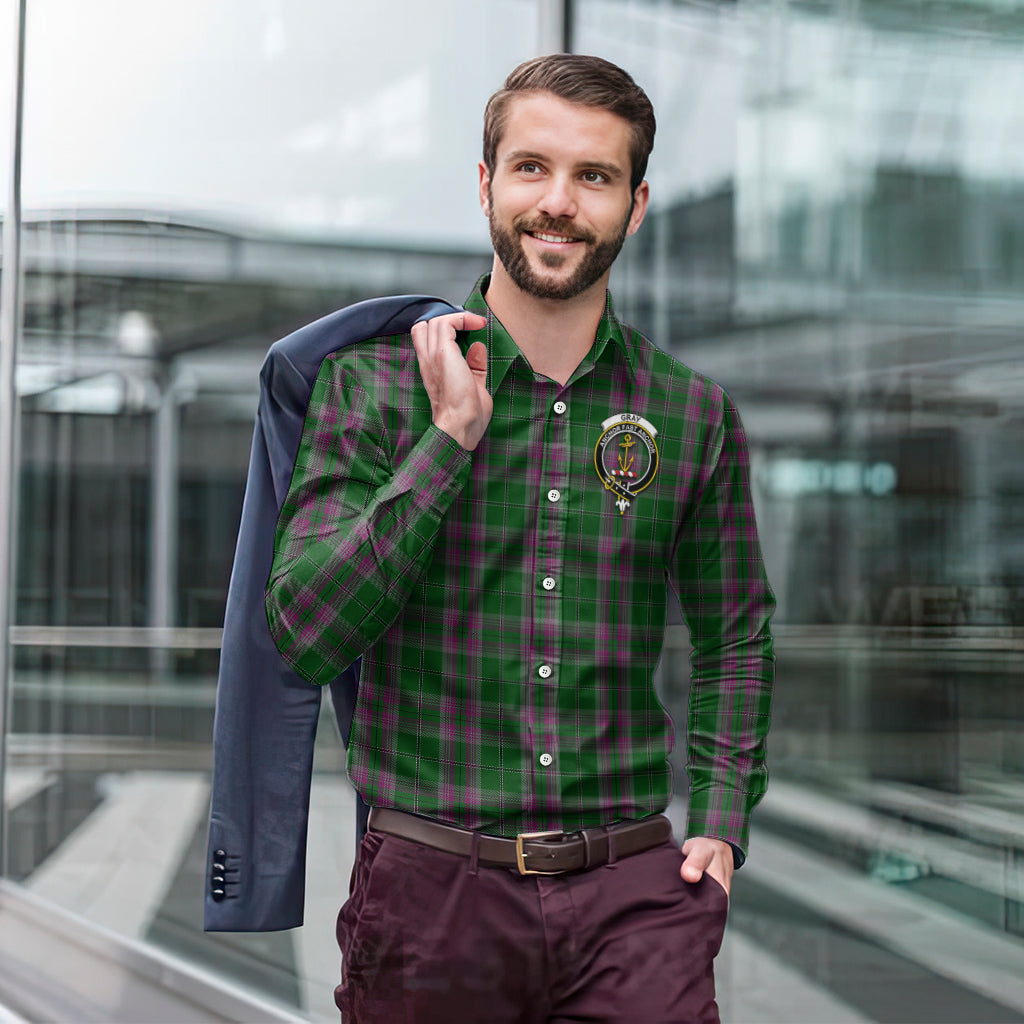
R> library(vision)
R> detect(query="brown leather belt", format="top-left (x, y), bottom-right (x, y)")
top-left (368, 807), bottom-right (673, 876)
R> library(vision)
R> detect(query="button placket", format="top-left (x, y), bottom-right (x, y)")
top-left (528, 388), bottom-right (569, 807)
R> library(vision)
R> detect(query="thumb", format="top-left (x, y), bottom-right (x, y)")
top-left (466, 341), bottom-right (488, 377)
top-left (680, 843), bottom-right (710, 883)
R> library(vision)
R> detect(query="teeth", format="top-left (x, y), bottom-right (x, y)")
top-left (533, 232), bottom-right (575, 244)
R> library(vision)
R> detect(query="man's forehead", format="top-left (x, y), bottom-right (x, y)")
top-left (496, 91), bottom-right (632, 162)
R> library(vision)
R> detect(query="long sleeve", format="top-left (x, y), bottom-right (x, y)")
top-left (265, 357), bottom-right (472, 685)
top-left (670, 392), bottom-right (775, 862)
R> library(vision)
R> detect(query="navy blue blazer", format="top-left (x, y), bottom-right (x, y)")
top-left (204, 294), bottom-right (459, 932)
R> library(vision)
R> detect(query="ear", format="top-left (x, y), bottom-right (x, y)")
top-left (478, 161), bottom-right (492, 216)
top-left (625, 180), bottom-right (650, 237)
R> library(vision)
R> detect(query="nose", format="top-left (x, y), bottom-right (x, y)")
top-left (536, 174), bottom-right (578, 220)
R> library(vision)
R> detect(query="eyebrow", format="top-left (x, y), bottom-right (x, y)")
top-left (502, 150), bottom-right (626, 181)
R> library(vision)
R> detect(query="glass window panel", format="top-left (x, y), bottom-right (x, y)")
top-left (0, 1), bottom-right (12, 214)
top-left (1, 0), bottom-right (20, 905)
top-left (21, 0), bottom-right (539, 247)
top-left (10, 1), bottom-right (539, 1019)
top-left (575, 1), bottom-right (1024, 1021)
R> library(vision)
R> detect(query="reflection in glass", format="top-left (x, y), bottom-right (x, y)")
top-left (578, 0), bottom-right (1024, 1020)
top-left (7, 1), bottom-right (535, 1019)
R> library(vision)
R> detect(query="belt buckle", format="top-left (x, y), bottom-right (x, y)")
top-left (515, 830), bottom-right (565, 876)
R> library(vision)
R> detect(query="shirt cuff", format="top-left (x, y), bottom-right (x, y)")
top-left (391, 422), bottom-right (473, 520)
top-left (685, 786), bottom-right (752, 868)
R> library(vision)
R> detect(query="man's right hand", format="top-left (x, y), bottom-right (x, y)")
top-left (411, 311), bottom-right (491, 451)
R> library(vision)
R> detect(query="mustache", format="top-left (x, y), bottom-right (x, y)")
top-left (513, 216), bottom-right (595, 245)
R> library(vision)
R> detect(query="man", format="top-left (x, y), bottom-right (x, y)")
top-left (266, 54), bottom-right (774, 1023)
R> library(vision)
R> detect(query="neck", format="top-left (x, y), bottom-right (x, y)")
top-left (484, 258), bottom-right (608, 387)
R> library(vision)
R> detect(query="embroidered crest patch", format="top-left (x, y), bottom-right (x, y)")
top-left (594, 413), bottom-right (659, 515)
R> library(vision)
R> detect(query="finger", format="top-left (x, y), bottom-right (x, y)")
top-left (417, 310), bottom-right (485, 337)
top-left (411, 326), bottom-right (428, 372)
top-left (426, 313), bottom-right (461, 355)
top-left (414, 315), bottom-right (444, 361)
top-left (411, 324), bottom-right (442, 400)
top-left (459, 311), bottom-right (488, 331)
top-left (411, 320), bottom-right (430, 364)
top-left (440, 310), bottom-right (487, 335)
top-left (434, 310), bottom-right (486, 329)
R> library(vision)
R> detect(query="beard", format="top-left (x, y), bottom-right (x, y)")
top-left (488, 189), bottom-right (631, 301)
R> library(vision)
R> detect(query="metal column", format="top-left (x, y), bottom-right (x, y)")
top-left (537, 0), bottom-right (572, 53)
top-left (0, 0), bottom-right (28, 878)
top-left (149, 365), bottom-right (179, 673)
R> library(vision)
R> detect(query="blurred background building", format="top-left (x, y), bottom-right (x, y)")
top-left (1, 0), bottom-right (1023, 1021)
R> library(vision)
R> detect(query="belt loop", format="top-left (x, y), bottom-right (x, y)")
top-left (468, 831), bottom-right (480, 877)
top-left (606, 827), bottom-right (618, 869)
top-left (581, 829), bottom-right (594, 870)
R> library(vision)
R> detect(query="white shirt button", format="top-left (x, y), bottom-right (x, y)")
top-left (553, 401), bottom-right (567, 415)
top-left (547, 488), bottom-right (560, 503)
top-left (539, 752), bottom-right (553, 767)
top-left (538, 664), bottom-right (552, 679)
top-left (542, 577), bottom-right (556, 591)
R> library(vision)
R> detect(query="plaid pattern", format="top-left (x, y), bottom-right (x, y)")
top-left (267, 276), bottom-right (775, 855)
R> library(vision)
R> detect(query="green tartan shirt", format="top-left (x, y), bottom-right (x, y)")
top-left (266, 276), bottom-right (775, 858)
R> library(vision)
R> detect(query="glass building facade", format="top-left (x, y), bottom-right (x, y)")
top-left (1, 1), bottom-right (1023, 1020)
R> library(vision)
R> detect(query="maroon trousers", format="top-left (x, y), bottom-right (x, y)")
top-left (335, 829), bottom-right (728, 1023)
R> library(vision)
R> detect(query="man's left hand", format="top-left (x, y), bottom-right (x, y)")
top-left (680, 836), bottom-right (733, 896)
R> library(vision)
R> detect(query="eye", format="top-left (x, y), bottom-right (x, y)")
top-left (517, 162), bottom-right (542, 175)
top-left (581, 170), bottom-right (608, 184)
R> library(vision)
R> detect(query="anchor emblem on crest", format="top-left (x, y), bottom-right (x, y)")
top-left (593, 413), bottom-right (659, 515)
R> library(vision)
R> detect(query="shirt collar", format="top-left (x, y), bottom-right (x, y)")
top-left (461, 274), bottom-right (638, 393)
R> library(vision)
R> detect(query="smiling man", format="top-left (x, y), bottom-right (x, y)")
top-left (266, 54), bottom-right (775, 1023)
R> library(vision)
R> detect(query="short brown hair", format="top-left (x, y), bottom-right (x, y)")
top-left (483, 54), bottom-right (656, 193)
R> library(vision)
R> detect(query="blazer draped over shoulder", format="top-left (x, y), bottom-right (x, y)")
top-left (204, 294), bottom-right (459, 932)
